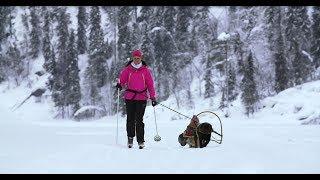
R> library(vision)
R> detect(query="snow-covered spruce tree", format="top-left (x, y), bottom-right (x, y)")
top-left (292, 39), bottom-right (312, 85)
top-left (152, 29), bottom-right (165, 101)
top-left (189, 25), bottom-right (198, 55)
top-left (241, 51), bottom-right (259, 116)
top-left (6, 42), bottom-right (23, 86)
top-left (29, 6), bottom-right (41, 59)
top-left (128, 7), bottom-right (141, 51)
top-left (111, 6), bottom-right (133, 115)
top-left (226, 63), bottom-right (237, 102)
top-left (141, 27), bottom-right (155, 68)
top-left (138, 6), bottom-right (153, 35)
top-left (238, 7), bottom-right (259, 37)
top-left (163, 6), bottom-right (176, 36)
top-left (86, 6), bottom-right (107, 107)
top-left (219, 63), bottom-right (237, 109)
top-left (265, 6), bottom-right (289, 93)
top-left (65, 30), bottom-right (81, 116)
top-left (52, 7), bottom-right (70, 118)
top-left (0, 7), bottom-right (12, 83)
top-left (42, 9), bottom-right (54, 73)
top-left (117, 6), bottom-right (132, 63)
top-left (163, 30), bottom-right (178, 102)
top-left (204, 54), bottom-right (214, 99)
top-left (232, 32), bottom-right (245, 74)
top-left (153, 6), bottom-right (165, 28)
top-left (175, 6), bottom-right (192, 53)
top-left (228, 6), bottom-right (238, 32)
top-left (77, 6), bottom-right (87, 55)
top-left (311, 6), bottom-right (320, 70)
top-left (5, 8), bottom-right (23, 86)
top-left (285, 6), bottom-right (312, 85)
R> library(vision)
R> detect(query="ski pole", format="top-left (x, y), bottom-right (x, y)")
top-left (153, 106), bottom-right (161, 142)
top-left (116, 88), bottom-right (120, 144)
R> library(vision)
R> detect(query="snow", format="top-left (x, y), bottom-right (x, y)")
top-left (217, 32), bottom-right (230, 41)
top-left (150, 27), bottom-right (162, 33)
top-left (1, 77), bottom-right (320, 173)
top-left (74, 105), bottom-right (104, 116)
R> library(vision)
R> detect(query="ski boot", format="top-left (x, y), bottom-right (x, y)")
top-left (128, 137), bottom-right (133, 148)
top-left (138, 142), bottom-right (145, 149)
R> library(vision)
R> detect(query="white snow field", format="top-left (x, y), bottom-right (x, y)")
top-left (1, 80), bottom-right (320, 174)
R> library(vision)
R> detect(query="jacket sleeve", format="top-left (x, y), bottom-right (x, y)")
top-left (145, 68), bottom-right (156, 99)
top-left (119, 67), bottom-right (129, 88)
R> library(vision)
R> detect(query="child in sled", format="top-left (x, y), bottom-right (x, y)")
top-left (178, 115), bottom-right (213, 148)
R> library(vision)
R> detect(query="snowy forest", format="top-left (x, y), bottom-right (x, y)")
top-left (0, 6), bottom-right (319, 120)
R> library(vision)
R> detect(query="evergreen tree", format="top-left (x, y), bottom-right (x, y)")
top-left (285, 6), bottom-right (312, 85)
top-left (141, 27), bottom-right (155, 67)
top-left (163, 7), bottom-right (176, 35)
top-left (117, 6), bottom-right (132, 62)
top-left (42, 10), bottom-right (54, 73)
top-left (233, 32), bottom-right (244, 74)
top-left (292, 40), bottom-right (311, 85)
top-left (138, 6), bottom-right (153, 35)
top-left (85, 6), bottom-right (107, 107)
top-left (204, 55), bottom-right (214, 98)
top-left (241, 51), bottom-right (259, 116)
top-left (7, 42), bottom-right (23, 86)
top-left (65, 30), bottom-right (81, 115)
top-left (53, 7), bottom-right (70, 116)
top-left (265, 6), bottom-right (289, 93)
top-left (175, 6), bottom-right (192, 52)
top-left (88, 6), bottom-right (107, 88)
top-left (226, 63), bottom-right (237, 102)
top-left (311, 6), bottom-right (320, 69)
top-left (0, 7), bottom-right (12, 83)
top-left (153, 29), bottom-right (165, 100)
top-left (29, 6), bottom-right (41, 59)
top-left (77, 6), bottom-right (87, 55)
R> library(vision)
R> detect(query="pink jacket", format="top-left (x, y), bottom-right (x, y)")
top-left (119, 63), bottom-right (156, 101)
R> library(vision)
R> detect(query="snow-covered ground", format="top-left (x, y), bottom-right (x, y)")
top-left (1, 79), bottom-right (320, 173)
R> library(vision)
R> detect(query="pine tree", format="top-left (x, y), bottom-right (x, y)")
top-left (117, 6), bottom-right (133, 61)
top-left (85, 6), bottom-right (107, 107)
top-left (141, 27), bottom-right (155, 67)
top-left (77, 6), bottom-right (87, 55)
top-left (233, 32), bottom-right (244, 74)
top-left (29, 6), bottom-right (41, 59)
top-left (311, 7), bottom-right (320, 69)
top-left (65, 30), bottom-right (81, 115)
top-left (88, 6), bottom-right (107, 88)
top-left (265, 6), bottom-right (289, 93)
top-left (0, 7), bottom-right (12, 83)
top-left (7, 42), bottom-right (23, 86)
top-left (241, 51), bottom-right (259, 116)
top-left (163, 7), bottom-right (176, 35)
top-left (175, 6), bottom-right (192, 52)
top-left (285, 6), bottom-right (311, 52)
top-left (285, 6), bottom-right (312, 85)
top-left (226, 63), bottom-right (237, 102)
top-left (204, 55), bottom-right (214, 98)
top-left (42, 10), bottom-right (54, 73)
top-left (292, 40), bottom-right (311, 85)
top-left (138, 6), bottom-right (153, 34)
top-left (53, 7), bottom-right (70, 117)
top-left (153, 29), bottom-right (164, 100)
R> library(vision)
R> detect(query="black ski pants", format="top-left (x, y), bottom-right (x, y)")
top-left (125, 99), bottom-right (147, 143)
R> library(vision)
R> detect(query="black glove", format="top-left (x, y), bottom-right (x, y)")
top-left (115, 83), bottom-right (122, 90)
top-left (151, 98), bottom-right (158, 107)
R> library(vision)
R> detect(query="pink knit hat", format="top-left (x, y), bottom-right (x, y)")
top-left (132, 49), bottom-right (143, 58)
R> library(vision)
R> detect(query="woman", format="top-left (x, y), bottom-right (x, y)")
top-left (116, 49), bottom-right (157, 149)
